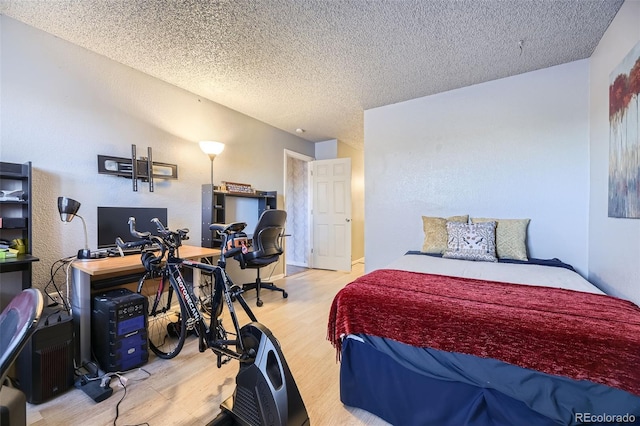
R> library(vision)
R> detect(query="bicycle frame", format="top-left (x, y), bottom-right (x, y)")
top-left (177, 256), bottom-right (258, 360)
top-left (122, 217), bottom-right (259, 364)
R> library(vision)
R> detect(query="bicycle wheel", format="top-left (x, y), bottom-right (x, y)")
top-left (138, 271), bottom-right (186, 359)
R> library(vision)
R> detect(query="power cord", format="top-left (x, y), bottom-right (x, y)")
top-left (113, 375), bottom-right (127, 426)
top-left (73, 363), bottom-right (151, 425)
top-left (43, 256), bottom-right (75, 312)
top-left (42, 308), bottom-right (63, 326)
top-left (105, 368), bottom-right (151, 426)
top-left (265, 258), bottom-right (281, 282)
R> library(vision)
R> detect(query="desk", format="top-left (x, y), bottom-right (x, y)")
top-left (71, 245), bottom-right (220, 365)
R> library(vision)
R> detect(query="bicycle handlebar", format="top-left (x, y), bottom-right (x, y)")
top-left (150, 217), bottom-right (166, 232)
top-left (118, 215), bottom-right (239, 267)
top-left (115, 236), bottom-right (151, 250)
top-left (128, 217), bottom-right (152, 239)
top-left (117, 216), bottom-right (191, 256)
top-left (150, 217), bottom-right (190, 243)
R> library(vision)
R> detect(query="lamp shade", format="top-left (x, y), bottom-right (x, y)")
top-left (57, 197), bottom-right (81, 222)
top-left (199, 141), bottom-right (225, 158)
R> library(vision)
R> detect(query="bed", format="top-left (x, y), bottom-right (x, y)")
top-left (327, 253), bottom-right (640, 426)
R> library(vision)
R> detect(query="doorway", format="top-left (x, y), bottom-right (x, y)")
top-left (284, 150), bottom-right (313, 276)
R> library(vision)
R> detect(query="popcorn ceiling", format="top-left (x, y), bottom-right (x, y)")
top-left (0, 0), bottom-right (623, 150)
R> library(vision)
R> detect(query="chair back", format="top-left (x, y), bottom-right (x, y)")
top-left (0, 288), bottom-right (44, 386)
top-left (251, 209), bottom-right (287, 258)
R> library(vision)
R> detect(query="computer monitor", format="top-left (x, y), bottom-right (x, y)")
top-left (97, 207), bottom-right (168, 248)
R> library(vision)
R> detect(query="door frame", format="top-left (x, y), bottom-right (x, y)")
top-left (283, 149), bottom-right (314, 271)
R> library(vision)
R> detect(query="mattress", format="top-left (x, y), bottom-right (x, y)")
top-left (386, 253), bottom-right (604, 294)
top-left (331, 254), bottom-right (640, 425)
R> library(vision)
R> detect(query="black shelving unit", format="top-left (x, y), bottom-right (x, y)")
top-left (201, 185), bottom-right (277, 248)
top-left (0, 161), bottom-right (39, 309)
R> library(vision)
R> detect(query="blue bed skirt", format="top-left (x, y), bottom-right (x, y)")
top-left (339, 336), bottom-right (640, 426)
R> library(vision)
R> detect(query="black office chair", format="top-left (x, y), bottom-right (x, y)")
top-left (0, 288), bottom-right (44, 426)
top-left (234, 209), bottom-right (288, 307)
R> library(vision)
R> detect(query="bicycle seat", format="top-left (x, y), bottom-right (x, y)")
top-left (210, 222), bottom-right (247, 234)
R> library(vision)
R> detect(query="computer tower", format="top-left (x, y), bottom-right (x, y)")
top-left (15, 307), bottom-right (74, 404)
top-left (92, 288), bottom-right (148, 372)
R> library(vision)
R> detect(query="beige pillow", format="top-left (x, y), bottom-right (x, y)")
top-left (471, 218), bottom-right (530, 260)
top-left (421, 215), bottom-right (469, 254)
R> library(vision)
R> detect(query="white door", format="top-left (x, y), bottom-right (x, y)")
top-left (311, 158), bottom-right (352, 271)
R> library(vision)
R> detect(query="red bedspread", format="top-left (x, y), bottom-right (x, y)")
top-left (327, 269), bottom-right (640, 396)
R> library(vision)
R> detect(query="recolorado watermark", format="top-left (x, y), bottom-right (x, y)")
top-left (575, 412), bottom-right (636, 423)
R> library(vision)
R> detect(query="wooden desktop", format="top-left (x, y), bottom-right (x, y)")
top-left (71, 245), bottom-right (220, 365)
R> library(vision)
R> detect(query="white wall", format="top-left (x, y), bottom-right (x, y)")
top-left (0, 16), bottom-right (314, 289)
top-left (588, 0), bottom-right (640, 304)
top-left (337, 141), bottom-right (365, 262)
top-left (315, 139), bottom-right (338, 160)
top-left (365, 60), bottom-right (590, 274)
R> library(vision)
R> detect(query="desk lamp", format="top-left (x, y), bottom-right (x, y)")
top-left (57, 196), bottom-right (91, 260)
top-left (199, 141), bottom-right (225, 189)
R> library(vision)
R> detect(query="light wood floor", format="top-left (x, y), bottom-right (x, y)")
top-left (26, 264), bottom-right (390, 426)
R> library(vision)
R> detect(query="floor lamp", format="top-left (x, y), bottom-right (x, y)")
top-left (199, 140), bottom-right (225, 189)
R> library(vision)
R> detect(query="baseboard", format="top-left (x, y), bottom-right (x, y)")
top-left (352, 257), bottom-right (364, 265)
top-left (286, 261), bottom-right (308, 268)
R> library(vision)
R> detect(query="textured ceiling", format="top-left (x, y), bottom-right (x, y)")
top-left (0, 0), bottom-right (624, 150)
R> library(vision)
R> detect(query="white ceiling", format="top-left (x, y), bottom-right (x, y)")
top-left (0, 0), bottom-right (624, 150)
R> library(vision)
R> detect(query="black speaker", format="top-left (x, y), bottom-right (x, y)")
top-left (15, 308), bottom-right (74, 404)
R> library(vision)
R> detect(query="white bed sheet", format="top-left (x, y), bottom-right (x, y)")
top-left (385, 254), bottom-right (604, 295)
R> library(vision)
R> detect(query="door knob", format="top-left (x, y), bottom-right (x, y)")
top-left (346, 218), bottom-right (351, 222)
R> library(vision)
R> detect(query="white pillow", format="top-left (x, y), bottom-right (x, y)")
top-left (443, 221), bottom-right (498, 262)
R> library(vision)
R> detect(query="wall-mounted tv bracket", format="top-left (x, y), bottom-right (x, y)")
top-left (97, 144), bottom-right (178, 192)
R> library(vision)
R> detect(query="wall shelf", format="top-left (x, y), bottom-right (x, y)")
top-left (201, 186), bottom-right (277, 248)
top-left (0, 161), bottom-right (38, 310)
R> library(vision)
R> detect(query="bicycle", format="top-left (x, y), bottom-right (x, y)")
top-left (117, 217), bottom-right (310, 425)
top-left (116, 217), bottom-right (258, 366)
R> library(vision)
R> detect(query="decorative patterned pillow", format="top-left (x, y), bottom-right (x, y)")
top-left (443, 221), bottom-right (498, 262)
top-left (421, 215), bottom-right (469, 254)
top-left (471, 218), bottom-right (530, 261)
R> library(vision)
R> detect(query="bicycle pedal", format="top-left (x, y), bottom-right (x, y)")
top-left (216, 353), bottom-right (231, 368)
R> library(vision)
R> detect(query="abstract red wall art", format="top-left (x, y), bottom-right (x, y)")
top-left (609, 41), bottom-right (640, 218)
